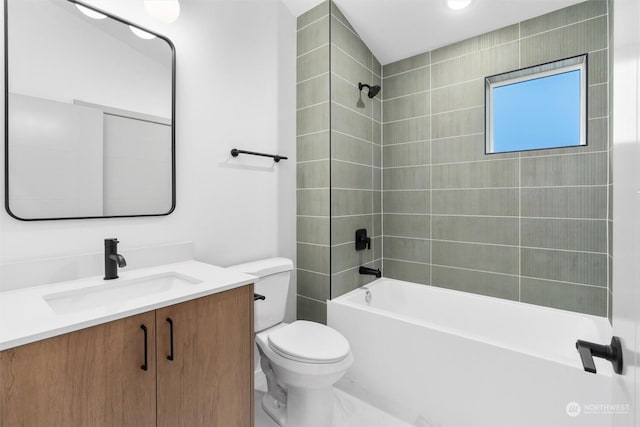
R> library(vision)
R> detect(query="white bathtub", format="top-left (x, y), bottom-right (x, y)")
top-left (327, 278), bottom-right (614, 427)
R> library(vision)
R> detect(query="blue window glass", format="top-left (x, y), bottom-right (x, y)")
top-left (486, 55), bottom-right (586, 154)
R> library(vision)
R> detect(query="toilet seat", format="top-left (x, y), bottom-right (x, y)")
top-left (267, 321), bottom-right (350, 364)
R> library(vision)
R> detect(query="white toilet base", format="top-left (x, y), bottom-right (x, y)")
top-left (262, 385), bottom-right (335, 427)
top-left (262, 392), bottom-right (286, 426)
top-left (285, 386), bottom-right (335, 427)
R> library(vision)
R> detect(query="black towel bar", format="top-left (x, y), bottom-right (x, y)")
top-left (231, 148), bottom-right (288, 163)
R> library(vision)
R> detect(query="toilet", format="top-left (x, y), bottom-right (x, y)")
top-left (228, 258), bottom-right (353, 427)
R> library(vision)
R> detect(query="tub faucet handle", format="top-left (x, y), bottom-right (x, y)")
top-left (355, 229), bottom-right (371, 251)
top-left (575, 336), bottom-right (623, 375)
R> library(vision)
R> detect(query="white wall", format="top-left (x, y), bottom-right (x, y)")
top-left (612, 0), bottom-right (640, 425)
top-left (0, 0), bottom-right (297, 318)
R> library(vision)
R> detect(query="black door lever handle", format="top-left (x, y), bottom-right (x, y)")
top-left (576, 336), bottom-right (623, 375)
top-left (254, 293), bottom-right (266, 301)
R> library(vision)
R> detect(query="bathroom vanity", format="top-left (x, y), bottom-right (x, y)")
top-left (0, 261), bottom-right (256, 427)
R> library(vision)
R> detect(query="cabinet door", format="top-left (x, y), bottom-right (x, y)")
top-left (157, 285), bottom-right (254, 427)
top-left (0, 311), bottom-right (156, 427)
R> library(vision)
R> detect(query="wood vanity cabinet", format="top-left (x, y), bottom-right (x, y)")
top-left (0, 311), bottom-right (157, 427)
top-left (0, 285), bottom-right (254, 427)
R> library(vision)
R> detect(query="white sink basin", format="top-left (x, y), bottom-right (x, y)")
top-left (43, 272), bottom-right (203, 314)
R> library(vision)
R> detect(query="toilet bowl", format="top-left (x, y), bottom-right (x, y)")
top-left (228, 258), bottom-right (353, 427)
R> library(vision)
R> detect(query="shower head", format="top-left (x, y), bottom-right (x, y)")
top-left (358, 83), bottom-right (381, 99)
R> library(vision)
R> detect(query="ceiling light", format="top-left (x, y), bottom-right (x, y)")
top-left (447, 0), bottom-right (473, 10)
top-left (129, 26), bottom-right (157, 40)
top-left (144, 0), bottom-right (181, 24)
top-left (75, 4), bottom-right (107, 19)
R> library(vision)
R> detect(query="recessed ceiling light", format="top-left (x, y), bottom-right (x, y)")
top-left (447, 0), bottom-right (473, 10)
top-left (129, 26), bottom-right (157, 40)
top-left (75, 4), bottom-right (107, 19)
top-left (144, 0), bottom-right (181, 24)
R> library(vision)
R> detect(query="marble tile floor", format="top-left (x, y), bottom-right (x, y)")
top-left (254, 377), bottom-right (413, 427)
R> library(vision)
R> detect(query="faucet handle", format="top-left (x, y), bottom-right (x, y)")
top-left (355, 229), bottom-right (371, 251)
top-left (575, 336), bottom-right (623, 375)
top-left (576, 343), bottom-right (597, 373)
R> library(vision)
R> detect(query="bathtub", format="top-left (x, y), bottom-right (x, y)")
top-left (327, 278), bottom-right (614, 427)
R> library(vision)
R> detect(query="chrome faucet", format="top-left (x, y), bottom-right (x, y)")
top-left (104, 238), bottom-right (127, 280)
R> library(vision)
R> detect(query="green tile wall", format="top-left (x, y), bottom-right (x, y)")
top-left (296, 1), bottom-right (382, 323)
top-left (297, 0), bottom-right (612, 320)
top-left (296, 1), bottom-right (330, 324)
top-left (330, 0), bottom-right (382, 301)
top-left (381, 0), bottom-right (612, 317)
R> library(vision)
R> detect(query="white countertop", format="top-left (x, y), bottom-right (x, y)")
top-left (0, 260), bottom-right (256, 351)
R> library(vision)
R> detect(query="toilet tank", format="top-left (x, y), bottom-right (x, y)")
top-left (227, 258), bottom-right (294, 332)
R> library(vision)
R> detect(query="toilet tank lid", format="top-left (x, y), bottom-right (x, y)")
top-left (227, 257), bottom-right (294, 278)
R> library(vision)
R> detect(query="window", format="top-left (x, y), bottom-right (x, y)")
top-left (485, 55), bottom-right (587, 154)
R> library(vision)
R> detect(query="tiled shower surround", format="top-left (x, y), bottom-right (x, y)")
top-left (297, 0), bottom-right (612, 322)
top-left (296, 2), bottom-right (382, 323)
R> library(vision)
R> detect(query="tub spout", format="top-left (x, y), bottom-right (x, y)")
top-left (359, 266), bottom-right (381, 278)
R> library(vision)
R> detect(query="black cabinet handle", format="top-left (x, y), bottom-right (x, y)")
top-left (140, 324), bottom-right (148, 371)
top-left (166, 317), bottom-right (174, 361)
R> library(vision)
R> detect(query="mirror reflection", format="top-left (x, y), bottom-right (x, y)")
top-left (6, 0), bottom-right (175, 220)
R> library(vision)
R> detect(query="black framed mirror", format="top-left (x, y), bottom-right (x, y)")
top-left (4, 0), bottom-right (176, 221)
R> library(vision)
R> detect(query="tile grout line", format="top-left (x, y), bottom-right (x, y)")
top-left (333, 258), bottom-right (384, 277)
top-left (518, 21), bottom-right (522, 302)
top-left (297, 129), bottom-right (328, 138)
top-left (297, 294), bottom-right (326, 305)
top-left (518, 13), bottom-right (608, 42)
top-left (332, 101), bottom-right (381, 125)
top-left (329, 9), bottom-right (333, 302)
top-left (382, 63), bottom-right (430, 80)
top-left (297, 267), bottom-right (330, 277)
top-left (428, 13), bottom-right (608, 68)
top-left (298, 241), bottom-right (331, 248)
top-left (371, 58), bottom-right (376, 276)
top-left (331, 6), bottom-right (382, 77)
top-left (428, 50), bottom-right (433, 286)
top-left (297, 100), bottom-right (329, 112)
top-left (380, 59), bottom-right (385, 278)
top-left (605, 0), bottom-right (611, 320)
top-left (383, 184), bottom-right (609, 190)
top-left (383, 149), bottom-right (609, 165)
top-left (332, 43), bottom-right (379, 78)
top-left (384, 258), bottom-right (608, 290)
top-left (519, 152), bottom-right (522, 301)
top-left (297, 42), bottom-right (330, 59)
top-left (383, 88), bottom-right (431, 103)
top-left (383, 43), bottom-right (608, 83)
top-left (333, 129), bottom-right (381, 146)
top-left (296, 13), bottom-right (329, 33)
top-left (381, 213), bottom-right (608, 221)
top-left (297, 72), bottom-right (330, 86)
top-left (378, 99), bottom-right (610, 123)
top-left (518, 22), bottom-right (522, 69)
top-left (383, 235), bottom-right (609, 255)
